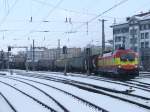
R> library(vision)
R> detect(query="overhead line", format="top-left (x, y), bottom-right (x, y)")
top-left (23, 0), bottom-right (64, 38)
top-left (89, 0), bottom-right (129, 23)
top-left (32, 0), bottom-right (96, 16)
top-left (42, 0), bottom-right (64, 20)
top-left (74, 0), bottom-right (129, 31)
top-left (33, 0), bottom-right (127, 20)
top-left (0, 0), bottom-right (19, 27)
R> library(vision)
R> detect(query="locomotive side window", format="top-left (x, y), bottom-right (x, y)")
top-left (120, 53), bottom-right (135, 61)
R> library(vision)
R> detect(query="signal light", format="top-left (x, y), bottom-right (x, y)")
top-left (8, 46), bottom-right (11, 51)
top-left (63, 46), bottom-right (67, 54)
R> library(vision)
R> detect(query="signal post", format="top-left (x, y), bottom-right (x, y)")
top-left (63, 46), bottom-right (67, 75)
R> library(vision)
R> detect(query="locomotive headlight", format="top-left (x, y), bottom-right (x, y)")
top-left (135, 65), bottom-right (138, 68)
top-left (118, 65), bottom-right (121, 68)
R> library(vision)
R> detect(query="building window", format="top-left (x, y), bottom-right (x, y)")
top-left (121, 28), bottom-right (129, 33)
top-left (122, 36), bottom-right (126, 43)
top-left (148, 24), bottom-right (150, 29)
top-left (140, 25), bottom-right (143, 30)
top-left (130, 29), bottom-right (137, 35)
top-left (115, 44), bottom-right (121, 49)
top-left (130, 37), bottom-right (137, 44)
top-left (141, 33), bottom-right (144, 39)
top-left (144, 24), bottom-right (147, 30)
top-left (141, 42), bottom-right (144, 48)
top-left (115, 36), bottom-right (121, 42)
top-left (113, 29), bottom-right (121, 34)
top-left (145, 32), bottom-right (149, 39)
top-left (145, 41), bottom-right (149, 48)
top-left (146, 24), bottom-right (149, 29)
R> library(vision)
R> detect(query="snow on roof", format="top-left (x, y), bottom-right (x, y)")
top-left (103, 52), bottom-right (112, 57)
top-left (136, 13), bottom-right (150, 20)
top-left (111, 11), bottom-right (150, 27)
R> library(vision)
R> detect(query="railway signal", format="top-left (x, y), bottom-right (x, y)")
top-left (86, 48), bottom-right (91, 75)
top-left (63, 46), bottom-right (68, 75)
top-left (8, 46), bottom-right (11, 51)
top-left (63, 46), bottom-right (67, 54)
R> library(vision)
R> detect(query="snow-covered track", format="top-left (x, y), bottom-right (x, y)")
top-left (0, 76), bottom-right (69, 112)
top-left (128, 80), bottom-right (150, 89)
top-left (24, 73), bottom-right (150, 99)
top-left (8, 75), bottom-right (109, 112)
top-left (17, 73), bottom-right (150, 110)
top-left (69, 74), bottom-right (150, 92)
top-left (0, 92), bottom-right (17, 112)
top-left (0, 80), bottom-right (58, 112)
top-left (39, 75), bottom-right (150, 99)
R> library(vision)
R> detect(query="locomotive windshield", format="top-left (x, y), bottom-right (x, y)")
top-left (120, 53), bottom-right (135, 61)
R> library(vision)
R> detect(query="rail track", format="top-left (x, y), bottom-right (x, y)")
top-left (127, 79), bottom-right (150, 89)
top-left (0, 80), bottom-right (58, 112)
top-left (0, 75), bottom-right (108, 112)
top-left (0, 76), bottom-right (69, 112)
top-left (66, 73), bottom-right (150, 92)
top-left (11, 73), bottom-right (150, 111)
top-left (0, 92), bottom-right (18, 112)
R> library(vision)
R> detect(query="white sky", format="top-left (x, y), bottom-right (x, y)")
top-left (0, 0), bottom-right (150, 52)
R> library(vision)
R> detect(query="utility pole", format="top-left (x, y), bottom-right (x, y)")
top-left (102, 19), bottom-right (106, 56)
top-left (63, 46), bottom-right (67, 76)
top-left (32, 39), bottom-right (35, 71)
top-left (7, 46), bottom-right (11, 72)
top-left (25, 47), bottom-right (29, 72)
top-left (86, 22), bottom-right (88, 35)
top-left (99, 19), bottom-right (107, 56)
top-left (86, 48), bottom-right (91, 75)
top-left (57, 39), bottom-right (61, 59)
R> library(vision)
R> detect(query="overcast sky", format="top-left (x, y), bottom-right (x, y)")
top-left (0, 0), bottom-right (150, 52)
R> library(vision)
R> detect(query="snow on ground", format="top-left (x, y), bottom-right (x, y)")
top-left (0, 76), bottom-right (101, 112)
top-left (0, 70), bottom-right (17, 76)
top-left (14, 74), bottom-right (148, 112)
top-left (133, 77), bottom-right (150, 85)
top-left (27, 71), bottom-right (150, 100)
top-left (0, 82), bottom-right (50, 112)
top-left (0, 77), bottom-right (63, 112)
top-left (26, 71), bottom-right (131, 91)
top-left (0, 95), bottom-right (14, 112)
top-left (1, 70), bottom-right (150, 112)
top-left (0, 71), bottom-right (10, 75)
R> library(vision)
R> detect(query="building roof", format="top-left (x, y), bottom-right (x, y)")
top-left (111, 11), bottom-right (150, 27)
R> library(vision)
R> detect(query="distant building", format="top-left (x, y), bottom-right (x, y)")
top-left (0, 51), bottom-right (8, 69)
top-left (26, 46), bottom-right (81, 61)
top-left (60, 47), bottom-right (81, 59)
top-left (111, 11), bottom-right (150, 71)
top-left (27, 47), bottom-right (47, 62)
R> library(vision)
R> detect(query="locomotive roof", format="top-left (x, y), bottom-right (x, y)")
top-left (103, 52), bottom-right (112, 57)
top-left (99, 49), bottom-right (136, 58)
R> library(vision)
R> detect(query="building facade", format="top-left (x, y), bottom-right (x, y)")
top-left (111, 12), bottom-right (150, 71)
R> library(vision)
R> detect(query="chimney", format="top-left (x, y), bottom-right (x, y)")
top-left (126, 17), bottom-right (130, 21)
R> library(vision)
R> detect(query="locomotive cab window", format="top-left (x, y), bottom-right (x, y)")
top-left (120, 53), bottom-right (135, 61)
